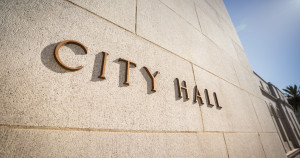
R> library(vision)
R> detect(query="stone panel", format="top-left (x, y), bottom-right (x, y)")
top-left (0, 0), bottom-right (290, 157)
top-left (195, 5), bottom-right (239, 61)
top-left (160, 0), bottom-right (201, 30)
top-left (201, 0), bottom-right (243, 47)
top-left (137, 0), bottom-right (203, 59)
top-left (197, 133), bottom-right (228, 158)
top-left (137, 0), bottom-right (239, 86)
top-left (260, 133), bottom-right (287, 158)
top-left (233, 61), bottom-right (262, 96)
top-left (204, 0), bottom-right (231, 26)
top-left (193, 66), bottom-right (261, 132)
top-left (0, 128), bottom-right (228, 158)
top-left (194, 0), bottom-right (219, 24)
top-left (69, 0), bottom-right (135, 32)
top-left (249, 95), bottom-right (277, 132)
top-left (224, 133), bottom-right (266, 158)
top-left (0, 0), bottom-right (202, 131)
top-left (220, 18), bottom-right (243, 48)
top-left (232, 41), bottom-right (252, 71)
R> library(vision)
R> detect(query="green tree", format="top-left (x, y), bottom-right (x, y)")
top-left (283, 85), bottom-right (300, 112)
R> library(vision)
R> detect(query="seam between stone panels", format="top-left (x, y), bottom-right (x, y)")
top-left (203, 0), bottom-right (232, 29)
top-left (158, 0), bottom-right (201, 32)
top-left (203, 131), bottom-right (277, 134)
top-left (194, 1), bottom-right (242, 65)
top-left (201, 31), bottom-right (240, 64)
top-left (137, 32), bottom-right (261, 100)
top-left (64, 0), bottom-right (241, 75)
top-left (157, 0), bottom-right (242, 65)
top-left (158, 0), bottom-right (241, 65)
top-left (64, 0), bottom-right (236, 85)
top-left (217, 0), bottom-right (238, 29)
top-left (135, 0), bottom-right (138, 34)
top-left (64, 0), bottom-right (262, 99)
top-left (197, 24), bottom-right (238, 61)
top-left (204, 0), bottom-right (225, 27)
top-left (258, 133), bottom-right (268, 158)
top-left (247, 92), bottom-right (264, 133)
top-left (191, 63), bottom-right (205, 132)
top-left (230, 38), bottom-right (254, 73)
top-left (216, 0), bottom-right (246, 54)
top-left (192, 63), bottom-right (238, 87)
top-left (133, 29), bottom-right (258, 100)
top-left (192, 63), bottom-right (262, 99)
top-left (64, 0), bottom-right (191, 64)
top-left (230, 35), bottom-right (243, 47)
top-left (222, 133), bottom-right (230, 158)
top-left (193, 2), bottom-right (202, 33)
top-left (231, 62), bottom-right (241, 87)
top-left (231, 38), bottom-right (245, 52)
top-left (0, 125), bottom-right (278, 134)
top-left (0, 125), bottom-right (198, 133)
top-left (65, 0), bottom-right (134, 34)
top-left (191, 63), bottom-right (197, 86)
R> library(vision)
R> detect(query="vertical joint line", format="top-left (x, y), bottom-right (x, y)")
top-left (194, 1), bottom-right (202, 32)
top-left (222, 133), bottom-right (230, 158)
top-left (191, 63), bottom-right (196, 85)
top-left (258, 133), bottom-right (268, 158)
top-left (135, 0), bottom-right (138, 34)
top-left (247, 92), bottom-right (263, 132)
top-left (191, 63), bottom-right (205, 131)
top-left (232, 62), bottom-right (241, 87)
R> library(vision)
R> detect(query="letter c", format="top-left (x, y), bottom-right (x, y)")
top-left (54, 40), bottom-right (88, 71)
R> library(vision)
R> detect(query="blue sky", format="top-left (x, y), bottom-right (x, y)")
top-left (223, 0), bottom-right (300, 91)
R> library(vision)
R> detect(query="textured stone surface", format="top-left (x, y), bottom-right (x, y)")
top-left (160, 0), bottom-right (201, 30)
top-left (195, 4), bottom-right (239, 61)
top-left (137, 0), bottom-right (239, 86)
top-left (0, 128), bottom-right (228, 158)
top-left (0, 0), bottom-right (202, 131)
top-left (225, 133), bottom-right (266, 158)
top-left (233, 61), bottom-right (262, 96)
top-left (195, 0), bottom-right (243, 48)
top-left (193, 66), bottom-right (261, 132)
top-left (194, 0), bottom-right (219, 24)
top-left (204, 0), bottom-right (232, 29)
top-left (232, 41), bottom-right (252, 71)
top-left (0, 0), bottom-right (288, 157)
top-left (137, 0), bottom-right (203, 59)
top-left (69, 0), bottom-right (135, 32)
top-left (249, 95), bottom-right (277, 132)
top-left (220, 18), bottom-right (243, 49)
top-left (260, 133), bottom-right (287, 158)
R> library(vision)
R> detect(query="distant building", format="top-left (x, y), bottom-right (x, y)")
top-left (255, 72), bottom-right (300, 157)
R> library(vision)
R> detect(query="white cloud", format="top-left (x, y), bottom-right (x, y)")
top-left (236, 23), bottom-right (247, 32)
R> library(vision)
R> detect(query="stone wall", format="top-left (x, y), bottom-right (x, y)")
top-left (0, 0), bottom-right (287, 157)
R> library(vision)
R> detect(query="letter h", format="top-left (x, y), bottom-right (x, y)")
top-left (176, 78), bottom-right (189, 100)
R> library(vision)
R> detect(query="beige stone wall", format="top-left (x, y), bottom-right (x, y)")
top-left (0, 0), bottom-right (286, 157)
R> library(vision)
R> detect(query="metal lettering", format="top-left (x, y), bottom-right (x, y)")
top-left (176, 78), bottom-right (189, 100)
top-left (205, 89), bottom-right (214, 106)
top-left (118, 58), bottom-right (137, 85)
top-left (54, 40), bottom-right (88, 71)
top-left (194, 85), bottom-right (204, 104)
top-left (98, 52), bottom-right (109, 79)
top-left (144, 67), bottom-right (159, 92)
top-left (213, 92), bottom-right (222, 108)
